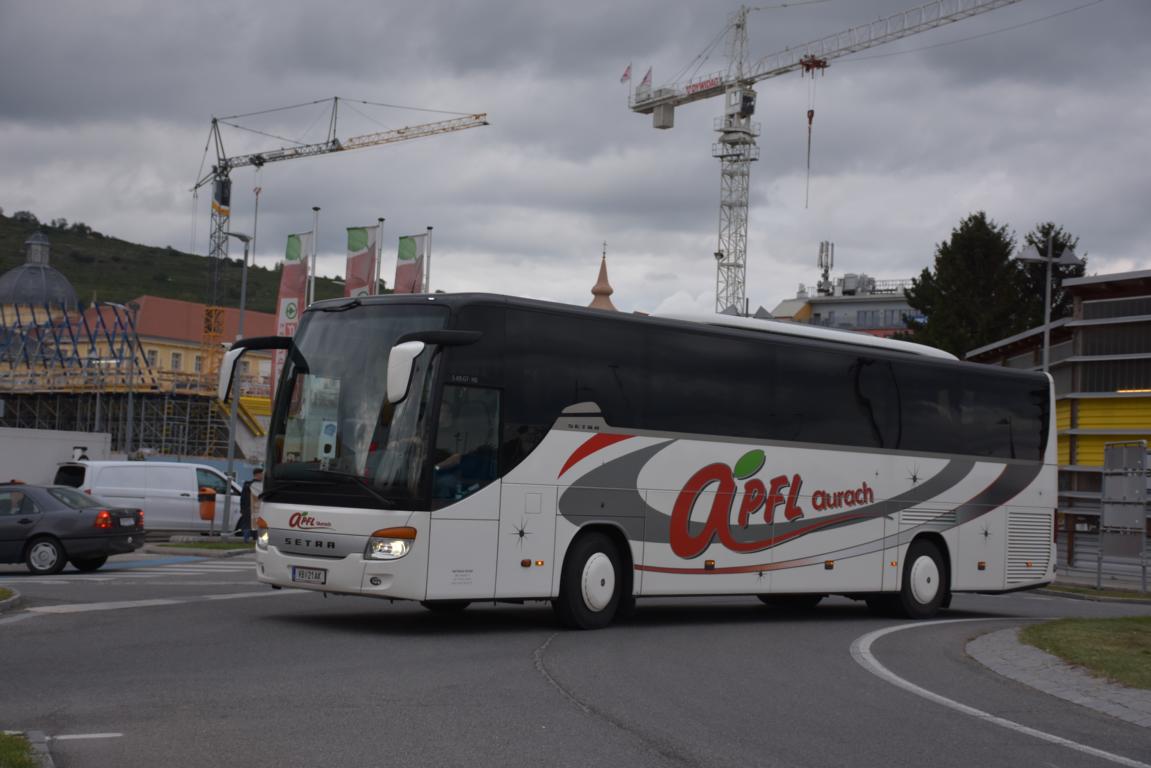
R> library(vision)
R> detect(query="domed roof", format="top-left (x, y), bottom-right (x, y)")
top-left (0, 232), bottom-right (79, 310)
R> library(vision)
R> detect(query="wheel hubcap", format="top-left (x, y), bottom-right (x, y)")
top-left (30, 542), bottom-right (58, 571)
top-left (580, 552), bottom-right (615, 612)
top-left (909, 554), bottom-right (940, 605)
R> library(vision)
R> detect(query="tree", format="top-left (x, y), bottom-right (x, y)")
top-left (904, 212), bottom-right (1026, 356)
top-left (1016, 222), bottom-right (1086, 329)
top-left (11, 210), bottom-right (38, 226)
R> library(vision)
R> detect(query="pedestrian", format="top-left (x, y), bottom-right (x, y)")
top-left (238, 468), bottom-right (263, 544)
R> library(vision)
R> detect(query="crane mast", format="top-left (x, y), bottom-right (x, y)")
top-left (630, 0), bottom-right (1024, 314)
top-left (192, 98), bottom-right (488, 379)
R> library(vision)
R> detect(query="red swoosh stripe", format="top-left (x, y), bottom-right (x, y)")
top-left (558, 433), bottom-right (633, 478)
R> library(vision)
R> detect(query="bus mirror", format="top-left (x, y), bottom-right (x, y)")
top-left (218, 347), bottom-right (246, 402)
top-left (387, 341), bottom-right (426, 404)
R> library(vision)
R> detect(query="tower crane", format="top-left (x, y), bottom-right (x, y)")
top-left (630, 0), bottom-right (1023, 314)
top-left (192, 98), bottom-right (488, 377)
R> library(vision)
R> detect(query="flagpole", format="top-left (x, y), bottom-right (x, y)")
top-left (309, 206), bottom-right (320, 305)
top-left (376, 217), bottom-right (384, 295)
top-left (425, 225), bottom-right (433, 293)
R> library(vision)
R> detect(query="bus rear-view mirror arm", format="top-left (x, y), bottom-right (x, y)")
top-left (218, 335), bottom-right (294, 402)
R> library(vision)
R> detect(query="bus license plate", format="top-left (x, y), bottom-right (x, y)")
top-left (292, 566), bottom-right (327, 585)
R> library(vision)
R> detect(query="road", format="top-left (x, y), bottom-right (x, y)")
top-left (2, 554), bottom-right (1150, 768)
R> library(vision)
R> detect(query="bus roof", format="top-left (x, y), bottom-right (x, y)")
top-left (653, 314), bottom-right (957, 361)
top-left (316, 293), bottom-right (956, 361)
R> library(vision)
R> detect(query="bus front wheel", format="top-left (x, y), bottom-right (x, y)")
top-left (897, 539), bottom-right (948, 619)
top-left (554, 532), bottom-right (622, 630)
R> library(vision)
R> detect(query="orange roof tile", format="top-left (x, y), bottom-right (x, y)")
top-left (82, 296), bottom-right (276, 343)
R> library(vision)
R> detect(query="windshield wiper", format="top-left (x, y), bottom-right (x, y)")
top-left (315, 298), bottom-right (361, 313)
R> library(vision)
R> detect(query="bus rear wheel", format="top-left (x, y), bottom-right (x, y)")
top-left (897, 539), bottom-right (948, 619)
top-left (554, 532), bottom-right (622, 630)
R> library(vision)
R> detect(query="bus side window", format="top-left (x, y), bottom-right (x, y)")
top-left (432, 385), bottom-right (500, 503)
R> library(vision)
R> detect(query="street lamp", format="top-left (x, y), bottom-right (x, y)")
top-left (220, 231), bottom-right (252, 536)
top-left (1016, 233), bottom-right (1084, 374)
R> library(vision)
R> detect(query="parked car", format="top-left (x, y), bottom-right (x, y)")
top-left (53, 461), bottom-right (241, 532)
top-left (0, 482), bottom-right (144, 574)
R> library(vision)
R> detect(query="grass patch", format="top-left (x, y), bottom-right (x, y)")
top-left (1020, 617), bottom-right (1151, 690)
top-left (156, 542), bottom-right (253, 550)
top-left (1046, 584), bottom-right (1151, 600)
top-left (0, 588), bottom-right (12, 602)
top-left (0, 732), bottom-right (39, 768)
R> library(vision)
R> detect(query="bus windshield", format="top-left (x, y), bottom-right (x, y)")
top-left (268, 303), bottom-right (449, 508)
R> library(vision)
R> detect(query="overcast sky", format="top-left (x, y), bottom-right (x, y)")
top-left (1, 0), bottom-right (1147, 315)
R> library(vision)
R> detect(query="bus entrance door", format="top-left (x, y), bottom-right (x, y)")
top-left (495, 484), bottom-right (558, 598)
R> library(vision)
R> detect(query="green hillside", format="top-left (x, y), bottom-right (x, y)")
top-left (0, 209), bottom-right (359, 314)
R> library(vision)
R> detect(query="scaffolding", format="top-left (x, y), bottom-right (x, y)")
top-left (0, 302), bottom-right (235, 457)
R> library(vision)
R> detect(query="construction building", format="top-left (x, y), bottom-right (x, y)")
top-left (966, 270), bottom-right (1151, 575)
top-left (0, 231), bottom-right (272, 459)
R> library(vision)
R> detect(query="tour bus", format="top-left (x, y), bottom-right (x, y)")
top-left (219, 293), bottom-right (1056, 629)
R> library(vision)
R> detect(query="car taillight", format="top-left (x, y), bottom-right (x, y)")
top-left (137, 509), bottom-right (145, 527)
top-left (94, 510), bottom-right (114, 529)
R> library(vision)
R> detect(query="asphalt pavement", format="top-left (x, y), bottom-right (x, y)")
top-left (0, 559), bottom-right (1146, 768)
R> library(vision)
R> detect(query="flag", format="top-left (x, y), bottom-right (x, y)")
top-left (271, 232), bottom-right (311, 392)
top-left (344, 225), bottom-right (379, 298)
top-left (394, 234), bottom-right (426, 294)
top-left (620, 64), bottom-right (632, 84)
top-left (640, 67), bottom-right (652, 88)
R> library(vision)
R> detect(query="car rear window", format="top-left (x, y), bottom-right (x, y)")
top-left (47, 487), bottom-right (102, 509)
top-left (54, 465), bottom-right (86, 487)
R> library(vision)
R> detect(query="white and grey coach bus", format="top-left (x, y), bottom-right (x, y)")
top-left (219, 293), bottom-right (1055, 629)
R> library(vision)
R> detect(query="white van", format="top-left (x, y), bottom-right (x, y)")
top-left (53, 461), bottom-right (243, 532)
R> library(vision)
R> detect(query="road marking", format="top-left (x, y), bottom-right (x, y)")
top-left (851, 619), bottom-right (1151, 768)
top-left (27, 590), bottom-right (300, 614)
top-left (51, 733), bottom-right (123, 741)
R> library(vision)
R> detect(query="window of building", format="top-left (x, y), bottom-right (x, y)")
top-left (194, 355), bottom-right (203, 373)
top-left (146, 349), bottom-right (158, 369)
top-left (170, 351), bottom-right (183, 371)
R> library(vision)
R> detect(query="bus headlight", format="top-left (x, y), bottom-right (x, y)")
top-left (365, 527), bottom-right (417, 560)
top-left (255, 516), bottom-right (269, 550)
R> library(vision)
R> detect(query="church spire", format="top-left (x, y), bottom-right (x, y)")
top-left (589, 241), bottom-right (617, 311)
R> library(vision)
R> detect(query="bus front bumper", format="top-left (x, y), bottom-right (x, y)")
top-left (256, 544), bottom-right (429, 601)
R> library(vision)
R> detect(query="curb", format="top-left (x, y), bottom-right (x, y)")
top-left (1036, 587), bottom-right (1151, 606)
top-left (0, 590), bottom-right (22, 614)
top-left (25, 730), bottom-right (55, 768)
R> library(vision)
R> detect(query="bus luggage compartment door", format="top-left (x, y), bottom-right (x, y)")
top-left (495, 484), bottom-right (558, 598)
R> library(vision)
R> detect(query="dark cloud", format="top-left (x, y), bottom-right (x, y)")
top-left (1, 0), bottom-right (1147, 316)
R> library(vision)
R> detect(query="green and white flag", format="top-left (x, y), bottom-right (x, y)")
top-left (345, 225), bottom-right (379, 298)
top-left (394, 234), bottom-right (426, 294)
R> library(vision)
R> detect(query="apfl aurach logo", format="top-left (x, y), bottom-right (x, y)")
top-left (670, 449), bottom-right (875, 559)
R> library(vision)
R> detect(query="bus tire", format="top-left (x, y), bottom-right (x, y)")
top-left (757, 594), bottom-right (823, 611)
top-left (420, 600), bottom-right (471, 613)
top-left (554, 532), bottom-right (622, 630)
top-left (897, 539), bottom-right (948, 619)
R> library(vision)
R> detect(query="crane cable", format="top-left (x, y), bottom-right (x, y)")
top-left (805, 73), bottom-right (816, 209)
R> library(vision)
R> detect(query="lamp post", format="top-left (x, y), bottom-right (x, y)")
top-left (220, 231), bottom-right (252, 536)
top-left (1016, 233), bottom-right (1083, 374)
